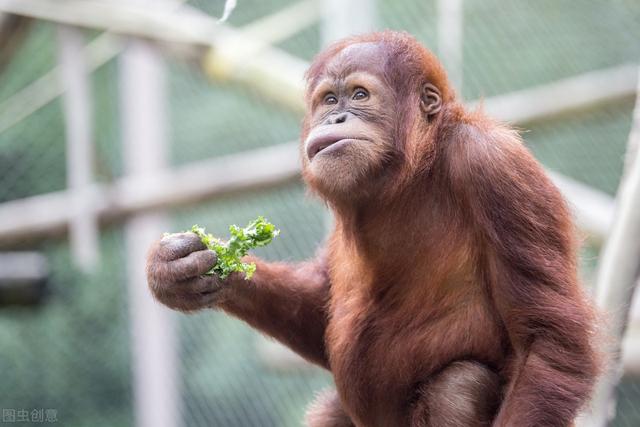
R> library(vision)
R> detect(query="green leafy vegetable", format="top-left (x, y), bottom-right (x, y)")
top-left (189, 216), bottom-right (279, 280)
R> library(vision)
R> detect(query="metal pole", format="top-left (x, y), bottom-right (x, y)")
top-left (57, 25), bottom-right (99, 272)
top-left (120, 37), bottom-right (179, 427)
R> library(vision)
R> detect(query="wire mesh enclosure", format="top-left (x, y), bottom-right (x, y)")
top-left (0, 0), bottom-right (639, 426)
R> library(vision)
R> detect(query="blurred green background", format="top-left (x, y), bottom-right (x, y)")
top-left (1, 0), bottom-right (639, 426)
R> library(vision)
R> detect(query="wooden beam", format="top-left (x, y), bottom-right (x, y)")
top-left (120, 33), bottom-right (178, 427)
top-left (240, 0), bottom-right (319, 46)
top-left (321, 0), bottom-right (377, 45)
top-left (0, 0), bottom-right (204, 45)
top-left (0, 32), bottom-right (120, 134)
top-left (547, 172), bottom-right (613, 244)
top-left (0, 142), bottom-right (300, 242)
top-left (0, 141), bottom-right (610, 244)
top-left (621, 325), bottom-right (640, 376)
top-left (588, 69), bottom-right (640, 427)
top-left (0, 0), bottom-right (317, 131)
top-left (57, 25), bottom-right (99, 272)
top-left (0, 0), bottom-right (319, 47)
top-left (471, 64), bottom-right (638, 124)
top-left (1, 0), bottom-right (636, 120)
top-left (201, 17), bottom-right (309, 112)
top-left (437, 0), bottom-right (463, 94)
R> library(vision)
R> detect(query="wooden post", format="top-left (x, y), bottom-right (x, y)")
top-left (586, 69), bottom-right (640, 427)
top-left (56, 25), bottom-right (99, 272)
top-left (120, 37), bottom-right (179, 427)
top-left (437, 0), bottom-right (463, 95)
top-left (321, 0), bottom-right (377, 45)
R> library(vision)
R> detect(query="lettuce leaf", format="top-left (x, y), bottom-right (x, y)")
top-left (190, 216), bottom-right (279, 280)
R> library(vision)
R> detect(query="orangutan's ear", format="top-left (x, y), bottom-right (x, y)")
top-left (420, 83), bottom-right (442, 119)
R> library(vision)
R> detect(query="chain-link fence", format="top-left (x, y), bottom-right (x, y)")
top-left (0, 0), bottom-right (639, 426)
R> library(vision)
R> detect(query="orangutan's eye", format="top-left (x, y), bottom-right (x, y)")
top-left (352, 88), bottom-right (369, 101)
top-left (324, 93), bottom-right (338, 105)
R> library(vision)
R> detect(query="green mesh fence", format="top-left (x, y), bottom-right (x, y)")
top-left (0, 0), bottom-right (639, 426)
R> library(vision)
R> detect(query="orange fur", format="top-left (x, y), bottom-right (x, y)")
top-left (147, 31), bottom-right (602, 427)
